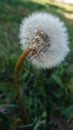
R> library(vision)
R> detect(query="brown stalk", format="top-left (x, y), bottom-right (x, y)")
top-left (13, 44), bottom-right (36, 125)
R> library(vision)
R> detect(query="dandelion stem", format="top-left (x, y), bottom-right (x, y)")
top-left (13, 44), bottom-right (36, 125)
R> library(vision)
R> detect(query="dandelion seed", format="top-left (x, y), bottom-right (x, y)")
top-left (19, 12), bottom-right (69, 69)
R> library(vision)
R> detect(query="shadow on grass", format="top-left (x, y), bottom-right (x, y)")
top-left (1, 0), bottom-right (72, 22)
top-left (0, 0), bottom-right (46, 22)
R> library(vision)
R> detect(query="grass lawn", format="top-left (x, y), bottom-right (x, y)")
top-left (0, 0), bottom-right (73, 129)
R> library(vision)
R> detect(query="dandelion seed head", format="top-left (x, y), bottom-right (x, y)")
top-left (19, 12), bottom-right (69, 69)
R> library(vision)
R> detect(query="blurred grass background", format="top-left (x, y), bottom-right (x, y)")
top-left (0, 0), bottom-right (73, 129)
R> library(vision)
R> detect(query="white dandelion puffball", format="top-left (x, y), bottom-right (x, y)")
top-left (19, 12), bottom-right (69, 69)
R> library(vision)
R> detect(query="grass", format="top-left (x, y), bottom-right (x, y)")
top-left (0, 0), bottom-right (73, 130)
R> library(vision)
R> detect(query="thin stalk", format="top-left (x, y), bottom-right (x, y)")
top-left (13, 44), bottom-right (36, 125)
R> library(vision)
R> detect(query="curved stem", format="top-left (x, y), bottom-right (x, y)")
top-left (13, 45), bottom-right (36, 124)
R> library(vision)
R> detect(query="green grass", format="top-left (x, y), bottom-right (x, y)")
top-left (0, 0), bottom-right (73, 129)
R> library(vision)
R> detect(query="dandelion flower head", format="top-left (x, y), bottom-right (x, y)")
top-left (19, 12), bottom-right (69, 69)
